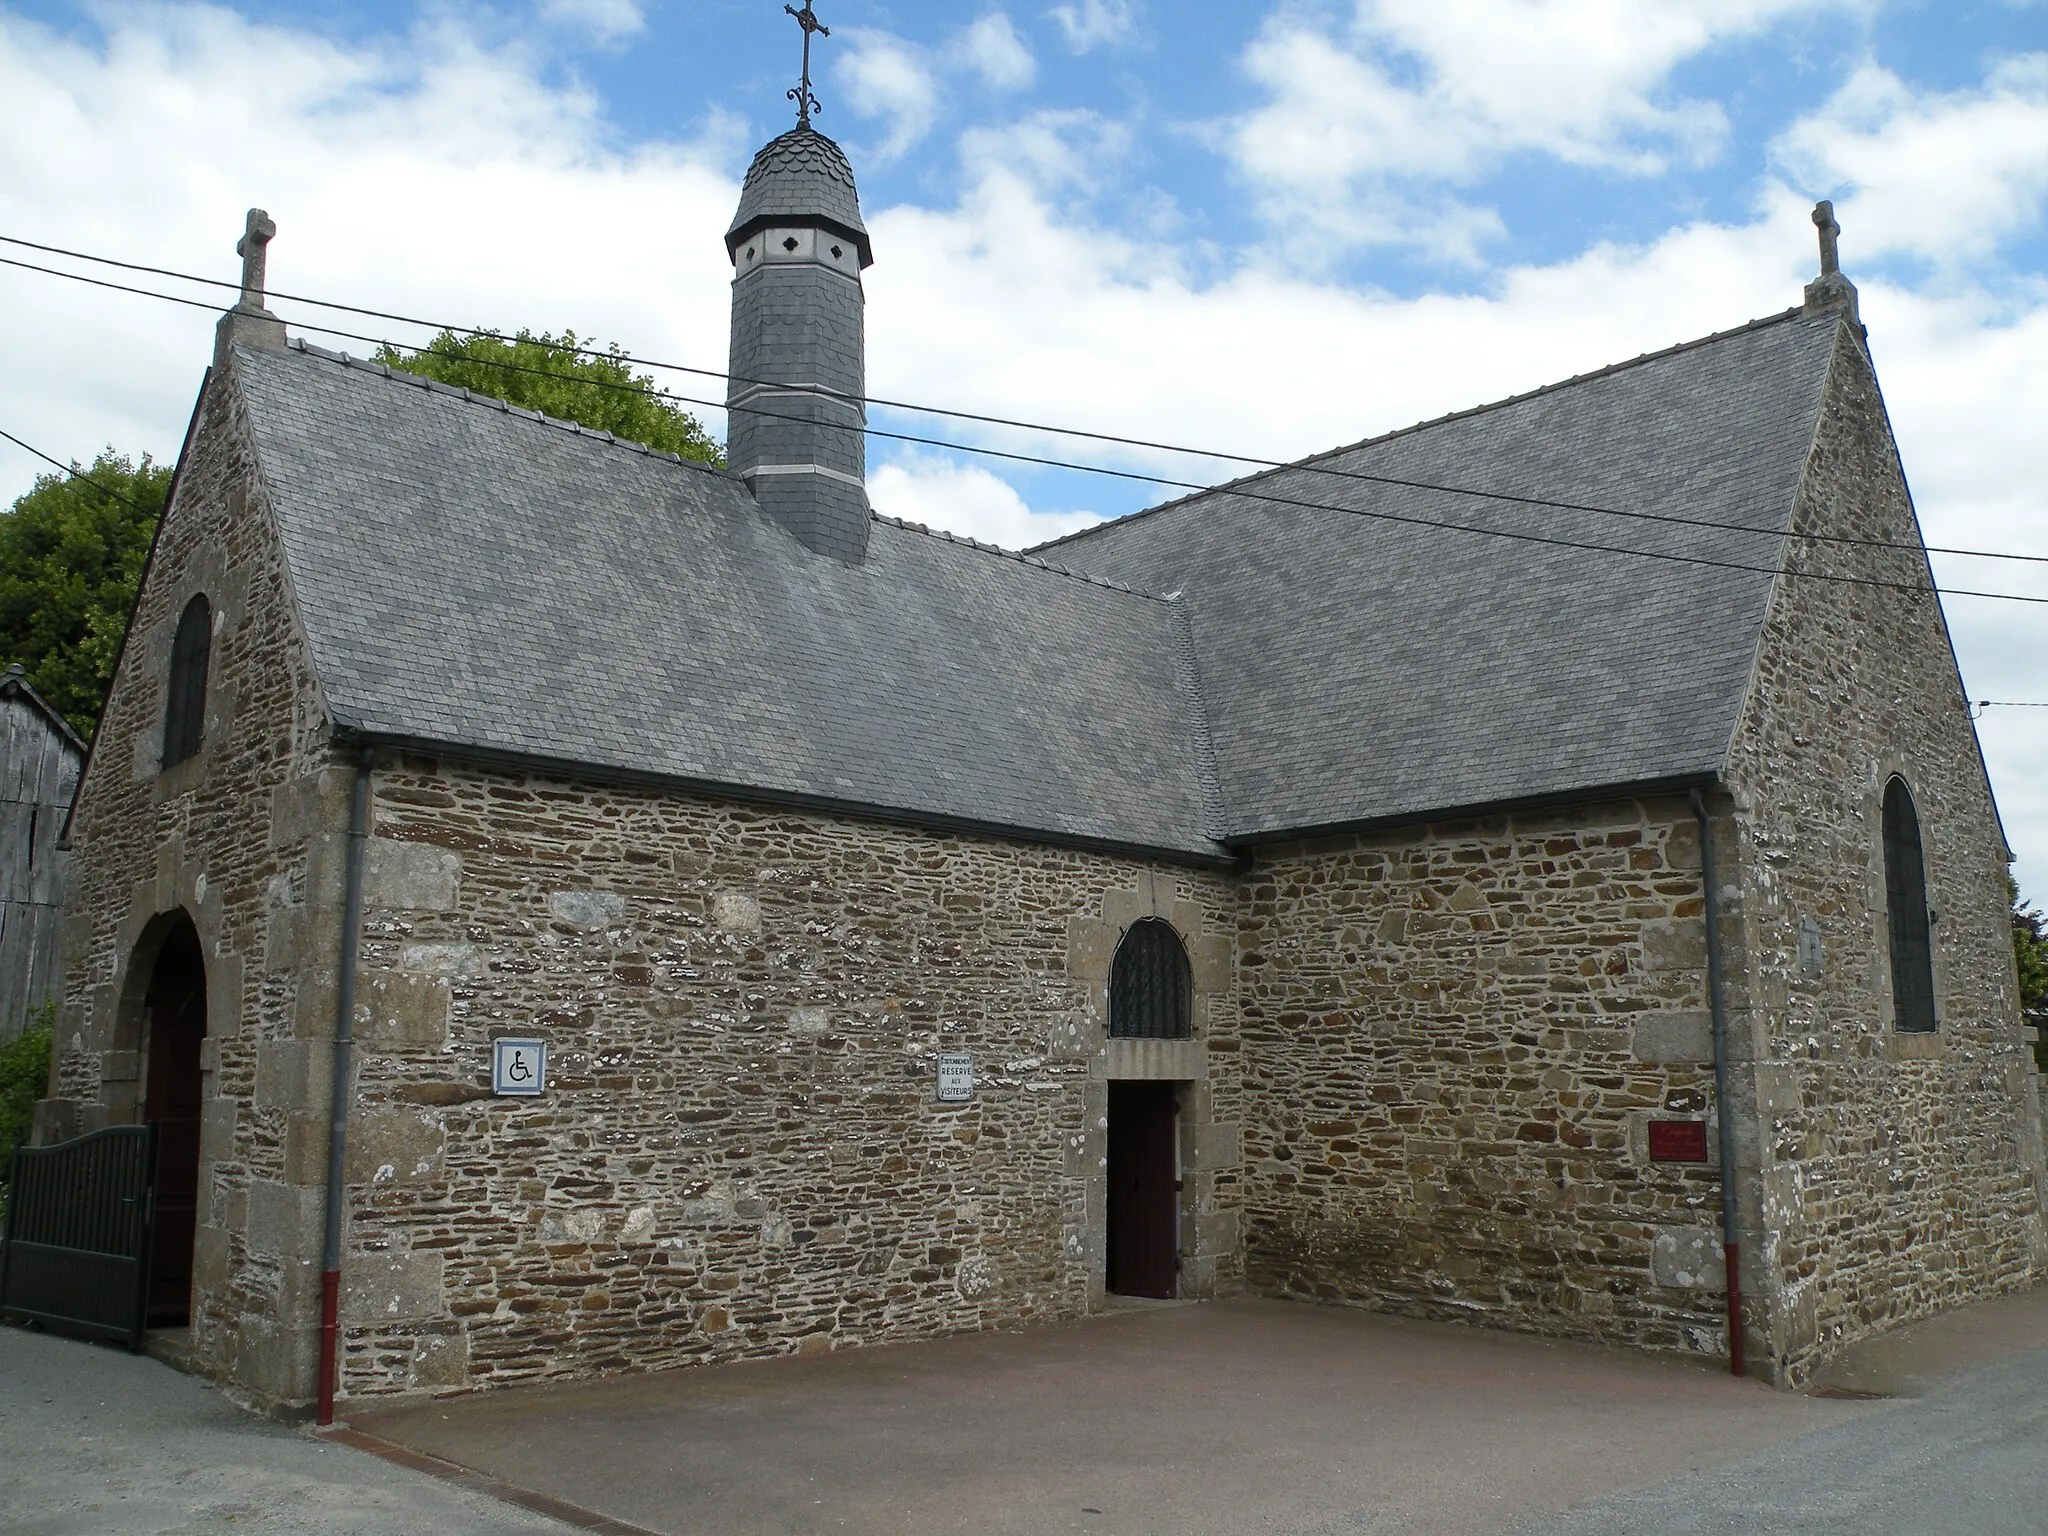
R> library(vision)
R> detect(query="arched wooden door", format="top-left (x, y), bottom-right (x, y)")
top-left (141, 921), bottom-right (206, 1325)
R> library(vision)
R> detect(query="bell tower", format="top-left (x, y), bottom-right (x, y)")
top-left (725, 1), bottom-right (874, 562)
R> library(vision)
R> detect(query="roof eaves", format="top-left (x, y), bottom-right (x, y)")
top-left (1226, 769), bottom-right (1725, 854)
top-left (333, 723), bottom-right (1241, 870)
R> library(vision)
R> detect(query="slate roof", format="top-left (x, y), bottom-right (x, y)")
top-left (1039, 307), bottom-right (1846, 841)
top-left (234, 342), bottom-right (1223, 860)
top-left (725, 127), bottom-right (872, 267)
top-left (227, 304), bottom-right (1845, 863)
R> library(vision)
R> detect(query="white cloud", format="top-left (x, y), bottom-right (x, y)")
top-left (2, 6), bottom-right (2043, 892)
top-left (869, 453), bottom-right (1100, 547)
top-left (536, 0), bottom-right (646, 44)
top-left (1774, 56), bottom-right (2048, 266)
top-left (1221, 0), bottom-right (1841, 256)
top-left (0, 6), bottom-right (738, 503)
top-left (1048, 0), bottom-right (1139, 53)
top-left (958, 109), bottom-right (1130, 194)
top-left (834, 20), bottom-right (1035, 159)
top-left (834, 29), bottom-right (941, 159)
top-left (959, 13), bottom-right (1035, 91)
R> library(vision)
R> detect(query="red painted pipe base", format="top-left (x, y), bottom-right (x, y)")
top-left (1724, 1241), bottom-right (1744, 1378)
top-left (316, 1267), bottom-right (341, 1426)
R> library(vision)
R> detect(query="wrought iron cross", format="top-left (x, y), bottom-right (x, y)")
top-left (1812, 199), bottom-right (1841, 277)
top-left (236, 207), bottom-right (277, 309)
top-left (785, 0), bottom-right (829, 127)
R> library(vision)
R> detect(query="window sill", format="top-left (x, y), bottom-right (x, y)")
top-left (1886, 1030), bottom-right (1943, 1061)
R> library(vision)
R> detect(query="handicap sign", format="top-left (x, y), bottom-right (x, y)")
top-left (492, 1037), bottom-right (547, 1097)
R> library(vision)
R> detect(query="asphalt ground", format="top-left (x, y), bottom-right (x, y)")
top-left (0, 1324), bottom-right (569, 1535)
top-left (349, 1298), bottom-right (1861, 1536)
top-left (6, 1285), bottom-right (2047, 1535)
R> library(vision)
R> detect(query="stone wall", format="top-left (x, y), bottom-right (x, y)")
top-left (1236, 795), bottom-right (1736, 1357)
top-left (51, 359), bottom-right (1246, 1417)
top-left (1719, 316), bottom-right (2047, 1384)
top-left (331, 759), bottom-right (1239, 1402)
top-left (48, 354), bottom-right (341, 1408)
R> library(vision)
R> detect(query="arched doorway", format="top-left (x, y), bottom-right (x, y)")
top-left (140, 917), bottom-right (206, 1325)
top-left (1105, 920), bottom-right (1192, 1299)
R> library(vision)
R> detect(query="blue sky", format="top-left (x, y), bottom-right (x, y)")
top-left (2, 0), bottom-right (2046, 891)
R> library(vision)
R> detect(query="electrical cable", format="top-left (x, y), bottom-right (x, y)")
top-left (6, 230), bottom-right (2048, 573)
top-left (3, 250), bottom-right (2047, 608)
top-left (0, 426), bottom-right (163, 514)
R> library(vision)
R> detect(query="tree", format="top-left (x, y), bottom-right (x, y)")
top-left (0, 452), bottom-right (170, 737)
top-left (2015, 876), bottom-right (2048, 1072)
top-left (373, 329), bottom-right (722, 465)
top-left (0, 1009), bottom-right (53, 1213)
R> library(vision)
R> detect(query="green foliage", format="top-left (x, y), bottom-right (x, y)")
top-left (2014, 876), bottom-right (2048, 1071)
top-left (374, 329), bottom-right (722, 465)
top-left (0, 452), bottom-right (171, 737)
top-left (0, 1010), bottom-right (55, 1205)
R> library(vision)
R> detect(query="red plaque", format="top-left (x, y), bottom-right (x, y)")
top-left (1649, 1120), bottom-right (1709, 1163)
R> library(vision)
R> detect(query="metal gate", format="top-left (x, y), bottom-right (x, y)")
top-left (1, 1124), bottom-right (157, 1350)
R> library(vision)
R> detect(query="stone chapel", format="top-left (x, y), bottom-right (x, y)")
top-left (34, 101), bottom-right (2047, 1417)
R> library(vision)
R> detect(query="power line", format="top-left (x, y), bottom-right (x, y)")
top-left (6, 230), bottom-right (2048, 574)
top-left (4, 253), bottom-right (2048, 609)
top-left (0, 426), bottom-right (161, 514)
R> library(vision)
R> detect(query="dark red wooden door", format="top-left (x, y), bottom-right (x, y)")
top-left (1107, 1081), bottom-right (1179, 1299)
top-left (142, 927), bottom-right (206, 1325)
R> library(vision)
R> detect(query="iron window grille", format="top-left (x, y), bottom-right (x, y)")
top-left (1109, 918), bottom-right (1193, 1040)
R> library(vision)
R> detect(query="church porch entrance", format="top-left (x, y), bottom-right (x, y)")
top-left (139, 919), bottom-right (206, 1326)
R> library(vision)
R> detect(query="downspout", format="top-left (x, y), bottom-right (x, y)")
top-left (317, 749), bottom-right (373, 1427)
top-left (1690, 786), bottom-right (1744, 1378)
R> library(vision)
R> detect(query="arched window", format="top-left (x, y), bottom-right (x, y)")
top-left (1109, 918), bottom-right (1192, 1040)
top-left (162, 594), bottom-right (210, 769)
top-left (1883, 776), bottom-right (1937, 1033)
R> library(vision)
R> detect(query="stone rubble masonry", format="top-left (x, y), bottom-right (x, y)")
top-left (45, 354), bottom-right (1244, 1408)
top-left (1235, 795), bottom-right (1737, 1359)
top-left (46, 354), bottom-right (341, 1411)
top-left (1717, 318), bottom-right (2048, 1385)
top-left (332, 757), bottom-right (1239, 1403)
top-left (45, 327), bottom-right (2045, 1416)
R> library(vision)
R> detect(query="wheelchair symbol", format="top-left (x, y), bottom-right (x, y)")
top-left (493, 1038), bottom-right (547, 1096)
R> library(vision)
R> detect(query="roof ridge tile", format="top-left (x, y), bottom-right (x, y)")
top-left (1032, 304), bottom-right (1817, 553)
top-left (281, 340), bottom-right (715, 473)
top-left (871, 513), bottom-right (1166, 601)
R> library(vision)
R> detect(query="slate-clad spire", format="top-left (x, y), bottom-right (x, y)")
top-left (725, 123), bottom-right (873, 562)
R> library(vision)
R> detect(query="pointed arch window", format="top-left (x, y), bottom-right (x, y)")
top-left (1109, 918), bottom-right (1193, 1040)
top-left (162, 594), bottom-right (211, 770)
top-left (1882, 776), bottom-right (1937, 1034)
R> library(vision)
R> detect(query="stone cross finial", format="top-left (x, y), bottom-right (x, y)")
top-left (236, 208), bottom-right (277, 309)
top-left (215, 206), bottom-right (286, 364)
top-left (785, 0), bottom-right (829, 126)
top-left (1812, 200), bottom-right (1840, 277)
top-left (1802, 198), bottom-right (1859, 325)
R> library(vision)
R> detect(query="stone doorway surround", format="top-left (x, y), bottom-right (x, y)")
top-left (1066, 873), bottom-right (1238, 1306)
